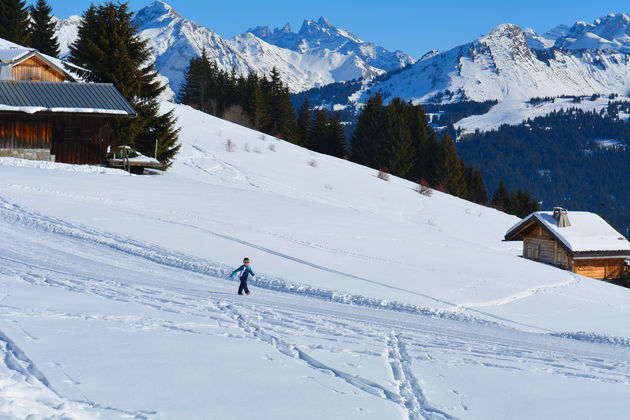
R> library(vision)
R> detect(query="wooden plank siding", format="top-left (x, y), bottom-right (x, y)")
top-left (0, 114), bottom-right (110, 165)
top-left (12, 56), bottom-right (66, 82)
top-left (0, 115), bottom-right (51, 149)
top-left (572, 258), bottom-right (626, 280)
top-left (50, 116), bottom-right (110, 165)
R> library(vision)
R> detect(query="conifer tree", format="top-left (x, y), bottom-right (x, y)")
top-left (350, 93), bottom-right (385, 169)
top-left (492, 181), bottom-right (511, 210)
top-left (29, 0), bottom-right (59, 57)
top-left (68, 2), bottom-right (179, 167)
top-left (0, 0), bottom-right (31, 46)
top-left (296, 98), bottom-right (312, 147)
top-left (383, 98), bottom-right (415, 178)
top-left (437, 133), bottom-right (465, 196)
top-left (309, 109), bottom-right (329, 153)
top-left (325, 112), bottom-right (347, 158)
top-left (267, 67), bottom-right (297, 142)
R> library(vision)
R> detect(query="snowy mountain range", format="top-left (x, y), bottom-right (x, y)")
top-left (51, 2), bottom-right (630, 130)
top-left (349, 17), bottom-right (630, 107)
top-left (53, 0), bottom-right (415, 95)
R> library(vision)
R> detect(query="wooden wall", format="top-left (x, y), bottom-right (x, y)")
top-left (50, 116), bottom-right (110, 165)
top-left (517, 222), bottom-right (629, 280)
top-left (572, 258), bottom-right (626, 280)
top-left (0, 115), bottom-right (52, 149)
top-left (522, 225), bottom-right (558, 265)
top-left (13, 56), bottom-right (66, 82)
top-left (0, 113), bottom-right (110, 165)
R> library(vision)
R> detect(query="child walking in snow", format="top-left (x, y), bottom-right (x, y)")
top-left (230, 257), bottom-right (255, 295)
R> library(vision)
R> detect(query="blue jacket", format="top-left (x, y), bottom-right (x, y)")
top-left (231, 265), bottom-right (255, 281)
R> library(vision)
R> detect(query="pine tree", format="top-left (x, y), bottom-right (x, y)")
top-left (350, 93), bottom-right (385, 169)
top-left (325, 112), bottom-right (347, 158)
top-left (267, 67), bottom-right (297, 142)
top-left (309, 109), bottom-right (329, 153)
top-left (296, 98), bottom-right (312, 147)
top-left (0, 0), bottom-right (31, 46)
top-left (68, 2), bottom-right (179, 167)
top-left (29, 0), bottom-right (59, 57)
top-left (409, 104), bottom-right (433, 182)
top-left (383, 98), bottom-right (415, 178)
top-left (437, 133), bottom-right (465, 197)
top-left (492, 181), bottom-right (511, 211)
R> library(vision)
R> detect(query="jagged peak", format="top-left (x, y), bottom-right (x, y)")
top-left (135, 0), bottom-right (181, 24)
top-left (420, 50), bottom-right (440, 60)
top-left (479, 23), bottom-right (528, 46)
top-left (595, 12), bottom-right (630, 26)
top-left (317, 16), bottom-right (332, 27)
top-left (276, 22), bottom-right (294, 35)
top-left (248, 25), bottom-right (272, 38)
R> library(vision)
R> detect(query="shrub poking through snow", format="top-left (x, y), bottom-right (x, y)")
top-left (377, 168), bottom-right (390, 181)
top-left (268, 144), bottom-right (276, 152)
top-left (416, 179), bottom-right (433, 196)
top-left (416, 184), bottom-right (433, 197)
top-left (225, 139), bottom-right (235, 152)
top-left (308, 159), bottom-right (317, 167)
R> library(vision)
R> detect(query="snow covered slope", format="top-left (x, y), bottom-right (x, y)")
top-left (1, 103), bottom-right (629, 418)
top-left (53, 1), bottom-right (415, 94)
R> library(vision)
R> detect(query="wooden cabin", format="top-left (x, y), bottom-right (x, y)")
top-left (505, 208), bottom-right (630, 281)
top-left (0, 48), bottom-right (74, 82)
top-left (0, 81), bottom-right (136, 165)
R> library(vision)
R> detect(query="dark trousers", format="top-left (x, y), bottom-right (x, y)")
top-left (238, 279), bottom-right (249, 295)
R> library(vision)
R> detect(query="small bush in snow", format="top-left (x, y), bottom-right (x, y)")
top-left (416, 179), bottom-right (433, 197)
top-left (243, 142), bottom-right (250, 152)
top-left (268, 144), bottom-right (276, 152)
top-left (225, 139), bottom-right (235, 152)
top-left (416, 184), bottom-right (433, 197)
top-left (308, 159), bottom-right (317, 167)
top-left (324, 184), bottom-right (333, 190)
top-left (259, 134), bottom-right (266, 141)
top-left (254, 147), bottom-right (262, 154)
top-left (377, 168), bottom-right (390, 181)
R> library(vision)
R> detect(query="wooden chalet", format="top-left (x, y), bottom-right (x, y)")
top-left (505, 208), bottom-right (630, 281)
top-left (0, 49), bottom-right (136, 165)
top-left (0, 48), bottom-right (74, 82)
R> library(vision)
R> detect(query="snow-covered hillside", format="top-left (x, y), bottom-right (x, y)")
top-left (1, 103), bottom-right (629, 418)
top-left (53, 1), bottom-right (415, 94)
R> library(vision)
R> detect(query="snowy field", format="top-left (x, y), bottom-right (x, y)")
top-left (455, 96), bottom-right (625, 134)
top-left (1, 103), bottom-right (629, 419)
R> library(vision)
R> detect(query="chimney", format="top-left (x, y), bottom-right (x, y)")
top-left (553, 207), bottom-right (570, 227)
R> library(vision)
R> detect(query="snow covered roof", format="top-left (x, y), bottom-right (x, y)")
top-left (0, 48), bottom-right (31, 62)
top-left (0, 81), bottom-right (136, 116)
top-left (505, 211), bottom-right (630, 254)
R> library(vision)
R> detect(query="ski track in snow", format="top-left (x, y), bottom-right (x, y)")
top-left (2, 196), bottom-right (630, 418)
top-left (386, 332), bottom-right (454, 420)
top-left (0, 194), bottom-right (576, 333)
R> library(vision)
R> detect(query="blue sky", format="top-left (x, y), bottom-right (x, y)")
top-left (42, 0), bottom-right (630, 58)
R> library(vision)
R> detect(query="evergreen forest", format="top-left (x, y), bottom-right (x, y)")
top-left (455, 105), bottom-right (630, 233)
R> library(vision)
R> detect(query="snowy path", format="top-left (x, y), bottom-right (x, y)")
top-left (1, 199), bottom-right (630, 419)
